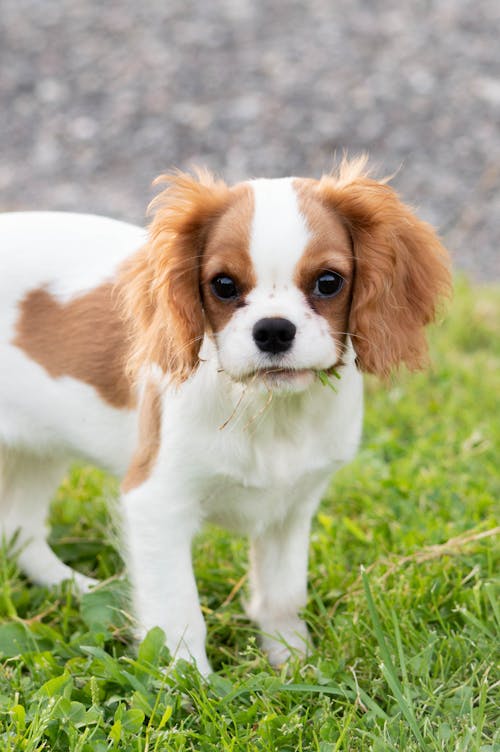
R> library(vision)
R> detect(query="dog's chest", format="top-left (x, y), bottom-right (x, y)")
top-left (193, 393), bottom-right (351, 534)
top-left (199, 431), bottom-right (336, 535)
top-left (200, 466), bottom-right (333, 535)
top-left (164, 362), bottom-right (363, 536)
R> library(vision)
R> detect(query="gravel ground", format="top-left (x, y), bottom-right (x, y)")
top-left (1, 0), bottom-right (499, 280)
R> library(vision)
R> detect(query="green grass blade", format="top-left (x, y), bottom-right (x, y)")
top-left (362, 568), bottom-right (426, 748)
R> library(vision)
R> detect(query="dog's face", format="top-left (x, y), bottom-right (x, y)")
top-left (121, 159), bottom-right (451, 386)
top-left (200, 179), bottom-right (353, 390)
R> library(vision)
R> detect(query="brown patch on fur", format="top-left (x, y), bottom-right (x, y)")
top-left (293, 179), bottom-right (354, 358)
top-left (121, 381), bottom-right (162, 492)
top-left (201, 183), bottom-right (256, 334)
top-left (118, 169), bottom-right (236, 384)
top-left (13, 283), bottom-right (134, 408)
top-left (315, 157), bottom-right (452, 377)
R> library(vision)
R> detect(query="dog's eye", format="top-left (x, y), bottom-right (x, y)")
top-left (313, 271), bottom-right (344, 298)
top-left (211, 275), bottom-right (239, 301)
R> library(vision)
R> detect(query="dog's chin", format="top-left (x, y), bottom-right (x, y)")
top-left (234, 367), bottom-right (317, 393)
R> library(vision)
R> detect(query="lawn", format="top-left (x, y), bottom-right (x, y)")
top-left (0, 278), bottom-right (498, 751)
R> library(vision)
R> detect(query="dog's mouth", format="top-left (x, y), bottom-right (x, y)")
top-left (240, 367), bottom-right (316, 389)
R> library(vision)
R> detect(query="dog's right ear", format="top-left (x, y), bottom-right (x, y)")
top-left (119, 169), bottom-right (231, 383)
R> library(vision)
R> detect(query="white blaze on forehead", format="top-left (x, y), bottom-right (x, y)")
top-left (248, 178), bottom-right (311, 284)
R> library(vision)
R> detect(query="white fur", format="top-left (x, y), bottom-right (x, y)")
top-left (249, 178), bottom-right (311, 279)
top-left (0, 192), bottom-right (363, 675)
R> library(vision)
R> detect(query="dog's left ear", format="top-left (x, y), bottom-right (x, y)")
top-left (119, 169), bottom-right (231, 383)
top-left (318, 160), bottom-right (452, 377)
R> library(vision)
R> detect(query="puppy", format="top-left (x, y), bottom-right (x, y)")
top-left (0, 158), bottom-right (450, 674)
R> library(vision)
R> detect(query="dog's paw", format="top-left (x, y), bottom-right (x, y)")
top-left (172, 648), bottom-right (213, 678)
top-left (72, 572), bottom-right (99, 594)
top-left (259, 618), bottom-right (311, 668)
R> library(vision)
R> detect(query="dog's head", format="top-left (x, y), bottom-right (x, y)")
top-left (121, 158), bottom-right (451, 389)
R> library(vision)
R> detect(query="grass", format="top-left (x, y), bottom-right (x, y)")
top-left (0, 277), bottom-right (498, 751)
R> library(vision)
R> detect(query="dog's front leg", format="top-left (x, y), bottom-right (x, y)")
top-left (246, 501), bottom-right (319, 667)
top-left (121, 481), bottom-right (210, 676)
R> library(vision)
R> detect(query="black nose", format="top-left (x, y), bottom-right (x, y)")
top-left (252, 317), bottom-right (297, 354)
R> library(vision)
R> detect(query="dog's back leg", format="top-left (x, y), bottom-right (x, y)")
top-left (0, 447), bottom-right (96, 592)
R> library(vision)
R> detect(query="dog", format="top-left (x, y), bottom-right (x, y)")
top-left (0, 157), bottom-right (451, 674)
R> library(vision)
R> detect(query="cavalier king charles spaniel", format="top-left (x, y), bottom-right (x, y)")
top-left (0, 157), bottom-right (450, 674)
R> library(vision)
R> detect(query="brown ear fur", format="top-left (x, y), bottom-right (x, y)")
top-left (118, 169), bottom-right (232, 383)
top-left (318, 157), bottom-right (452, 377)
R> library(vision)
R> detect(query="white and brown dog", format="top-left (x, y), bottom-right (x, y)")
top-left (0, 158), bottom-right (450, 674)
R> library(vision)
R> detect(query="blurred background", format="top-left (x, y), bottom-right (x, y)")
top-left (1, 0), bottom-right (499, 280)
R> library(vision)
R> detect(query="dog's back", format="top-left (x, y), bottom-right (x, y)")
top-left (0, 212), bottom-right (144, 467)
